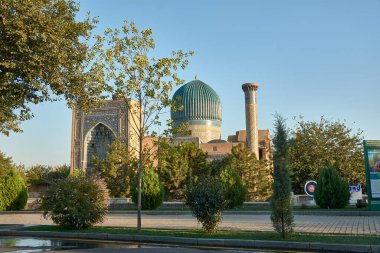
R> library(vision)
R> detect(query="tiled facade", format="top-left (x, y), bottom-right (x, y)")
top-left (70, 97), bottom-right (139, 172)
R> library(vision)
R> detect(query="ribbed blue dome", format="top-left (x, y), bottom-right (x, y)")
top-left (171, 80), bottom-right (222, 124)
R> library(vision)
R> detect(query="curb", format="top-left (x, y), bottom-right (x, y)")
top-left (0, 230), bottom-right (379, 253)
top-left (2, 210), bottom-right (380, 216)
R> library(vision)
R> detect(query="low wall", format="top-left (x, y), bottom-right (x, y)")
top-left (24, 198), bottom-right (271, 210)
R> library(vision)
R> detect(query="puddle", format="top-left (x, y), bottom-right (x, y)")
top-left (0, 236), bottom-right (310, 253)
top-left (0, 236), bottom-right (158, 252)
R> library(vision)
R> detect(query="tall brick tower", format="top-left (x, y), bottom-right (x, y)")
top-left (242, 82), bottom-right (259, 158)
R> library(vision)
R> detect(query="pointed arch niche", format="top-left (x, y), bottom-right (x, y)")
top-left (83, 123), bottom-right (116, 169)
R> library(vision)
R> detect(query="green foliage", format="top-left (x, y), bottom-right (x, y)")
top-left (132, 168), bottom-right (163, 210)
top-left (157, 141), bottom-right (208, 199)
top-left (314, 166), bottom-right (350, 209)
top-left (157, 141), bottom-right (189, 199)
top-left (0, 168), bottom-right (28, 211)
top-left (356, 199), bottom-right (368, 209)
top-left (96, 20), bottom-right (192, 229)
top-left (226, 144), bottom-right (272, 201)
top-left (0, 151), bottom-right (13, 176)
top-left (26, 164), bottom-right (70, 186)
top-left (289, 117), bottom-right (364, 193)
top-left (92, 139), bottom-right (135, 197)
top-left (0, 0), bottom-right (111, 135)
top-left (208, 158), bottom-right (228, 177)
top-left (186, 177), bottom-right (225, 233)
top-left (179, 142), bottom-right (209, 179)
top-left (219, 166), bottom-right (247, 209)
top-left (25, 165), bottom-right (49, 186)
top-left (40, 172), bottom-right (109, 229)
top-left (270, 113), bottom-right (294, 239)
top-left (45, 165), bottom-right (70, 182)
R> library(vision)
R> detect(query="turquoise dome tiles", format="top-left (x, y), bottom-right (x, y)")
top-left (171, 80), bottom-right (222, 125)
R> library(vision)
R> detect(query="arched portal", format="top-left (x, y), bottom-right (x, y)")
top-left (84, 123), bottom-right (116, 169)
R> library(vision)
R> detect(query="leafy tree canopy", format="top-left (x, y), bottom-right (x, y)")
top-left (157, 140), bottom-right (207, 200)
top-left (95, 20), bottom-right (192, 230)
top-left (25, 164), bottom-right (70, 186)
top-left (226, 144), bottom-right (272, 201)
top-left (0, 168), bottom-right (28, 211)
top-left (289, 117), bottom-right (364, 193)
top-left (92, 139), bottom-right (136, 198)
top-left (0, 151), bottom-right (13, 175)
top-left (0, 0), bottom-right (110, 135)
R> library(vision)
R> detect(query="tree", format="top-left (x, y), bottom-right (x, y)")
top-left (92, 139), bottom-right (136, 197)
top-left (26, 164), bottom-right (70, 186)
top-left (97, 21), bottom-right (192, 230)
top-left (157, 141), bottom-right (208, 199)
top-left (45, 164), bottom-right (70, 182)
top-left (0, 151), bottom-right (28, 211)
top-left (314, 166), bottom-right (350, 209)
top-left (0, 168), bottom-right (28, 211)
top-left (156, 141), bottom-right (189, 200)
top-left (209, 158), bottom-right (228, 177)
top-left (0, 151), bottom-right (13, 175)
top-left (270, 113), bottom-right (294, 239)
top-left (131, 167), bottom-right (163, 210)
top-left (179, 142), bottom-right (208, 180)
top-left (26, 165), bottom-right (49, 186)
top-left (226, 144), bottom-right (272, 201)
top-left (289, 117), bottom-right (364, 193)
top-left (0, 0), bottom-right (110, 135)
top-left (219, 165), bottom-right (247, 209)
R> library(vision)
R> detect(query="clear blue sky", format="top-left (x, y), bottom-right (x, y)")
top-left (1, 0), bottom-right (379, 167)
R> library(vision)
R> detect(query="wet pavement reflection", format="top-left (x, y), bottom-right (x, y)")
top-left (0, 237), bottom-right (309, 253)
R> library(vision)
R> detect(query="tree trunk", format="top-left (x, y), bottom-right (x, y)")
top-left (137, 92), bottom-right (143, 231)
top-left (137, 135), bottom-right (142, 231)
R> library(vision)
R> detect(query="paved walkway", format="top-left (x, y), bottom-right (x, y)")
top-left (1, 213), bottom-right (380, 235)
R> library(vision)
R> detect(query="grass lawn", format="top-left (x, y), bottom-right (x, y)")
top-left (23, 225), bottom-right (380, 245)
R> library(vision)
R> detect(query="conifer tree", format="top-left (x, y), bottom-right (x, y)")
top-left (270, 113), bottom-right (294, 238)
top-left (226, 144), bottom-right (272, 201)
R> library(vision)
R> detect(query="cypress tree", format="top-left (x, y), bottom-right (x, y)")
top-left (270, 113), bottom-right (294, 238)
top-left (314, 166), bottom-right (350, 209)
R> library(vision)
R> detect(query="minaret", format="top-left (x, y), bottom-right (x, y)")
top-left (242, 83), bottom-right (259, 158)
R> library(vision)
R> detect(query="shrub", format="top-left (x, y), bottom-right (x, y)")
top-left (40, 172), bottom-right (109, 229)
top-left (356, 199), bottom-right (368, 209)
top-left (132, 168), bottom-right (163, 210)
top-left (186, 177), bottom-right (225, 233)
top-left (219, 166), bottom-right (247, 209)
top-left (314, 166), bottom-right (350, 209)
top-left (0, 168), bottom-right (28, 211)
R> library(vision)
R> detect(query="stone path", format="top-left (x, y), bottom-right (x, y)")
top-left (1, 213), bottom-right (380, 235)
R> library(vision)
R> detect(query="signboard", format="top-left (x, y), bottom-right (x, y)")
top-left (349, 184), bottom-right (363, 205)
top-left (304, 181), bottom-right (363, 205)
top-left (304, 181), bottom-right (317, 196)
top-left (364, 140), bottom-right (380, 211)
